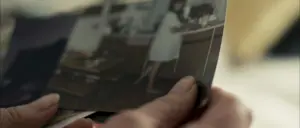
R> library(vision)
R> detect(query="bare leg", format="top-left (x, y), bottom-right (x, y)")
top-left (134, 65), bottom-right (152, 84)
top-left (147, 62), bottom-right (161, 93)
top-left (173, 58), bottom-right (179, 72)
top-left (142, 57), bottom-right (149, 72)
top-left (134, 57), bottom-right (149, 84)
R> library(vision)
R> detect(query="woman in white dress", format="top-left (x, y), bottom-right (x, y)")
top-left (135, 0), bottom-right (186, 93)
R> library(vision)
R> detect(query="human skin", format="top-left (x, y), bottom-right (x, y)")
top-left (0, 76), bottom-right (252, 128)
top-left (101, 76), bottom-right (252, 128)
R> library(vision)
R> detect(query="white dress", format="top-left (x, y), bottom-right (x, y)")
top-left (149, 12), bottom-right (182, 62)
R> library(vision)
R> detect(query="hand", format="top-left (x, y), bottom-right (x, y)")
top-left (101, 76), bottom-right (252, 128)
top-left (0, 76), bottom-right (252, 128)
top-left (0, 94), bottom-right (93, 128)
top-left (183, 87), bottom-right (253, 128)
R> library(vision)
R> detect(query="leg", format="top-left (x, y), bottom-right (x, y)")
top-left (134, 65), bottom-right (152, 84)
top-left (134, 56), bottom-right (149, 84)
top-left (142, 56), bottom-right (149, 71)
top-left (147, 62), bottom-right (161, 93)
top-left (173, 58), bottom-right (179, 72)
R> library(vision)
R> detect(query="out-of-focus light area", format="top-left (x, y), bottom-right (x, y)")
top-left (214, 55), bottom-right (299, 128)
top-left (214, 0), bottom-right (299, 128)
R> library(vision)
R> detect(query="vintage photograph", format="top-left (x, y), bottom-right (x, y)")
top-left (46, 0), bottom-right (226, 111)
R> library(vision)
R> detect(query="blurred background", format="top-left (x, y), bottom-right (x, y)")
top-left (215, 0), bottom-right (299, 128)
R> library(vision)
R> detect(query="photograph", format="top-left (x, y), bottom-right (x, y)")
top-left (47, 0), bottom-right (226, 111)
top-left (0, 0), bottom-right (226, 111)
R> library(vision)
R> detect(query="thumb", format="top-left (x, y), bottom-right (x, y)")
top-left (1, 94), bottom-right (60, 128)
top-left (103, 76), bottom-right (198, 128)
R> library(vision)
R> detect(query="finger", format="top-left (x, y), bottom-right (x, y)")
top-left (209, 87), bottom-right (228, 105)
top-left (64, 118), bottom-right (94, 128)
top-left (185, 106), bottom-right (253, 128)
top-left (183, 87), bottom-right (253, 128)
top-left (21, 93), bottom-right (60, 112)
top-left (103, 76), bottom-right (198, 128)
top-left (137, 76), bottom-right (198, 124)
top-left (11, 94), bottom-right (60, 127)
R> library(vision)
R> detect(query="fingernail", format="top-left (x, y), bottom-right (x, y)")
top-left (170, 76), bottom-right (195, 94)
top-left (40, 93), bottom-right (60, 109)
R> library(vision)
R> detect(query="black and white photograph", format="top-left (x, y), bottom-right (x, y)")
top-left (2, 1), bottom-right (300, 128)
top-left (48, 0), bottom-right (226, 111)
top-left (0, 0), bottom-right (226, 111)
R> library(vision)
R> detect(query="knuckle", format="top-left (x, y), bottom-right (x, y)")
top-left (6, 107), bottom-right (22, 122)
top-left (153, 96), bottom-right (183, 118)
top-left (157, 95), bottom-right (182, 109)
top-left (157, 96), bottom-right (176, 106)
top-left (235, 103), bottom-right (253, 123)
top-left (118, 109), bottom-right (136, 115)
top-left (225, 93), bottom-right (239, 104)
top-left (104, 110), bottom-right (145, 128)
top-left (0, 107), bottom-right (22, 126)
top-left (212, 87), bottom-right (224, 94)
top-left (106, 110), bottom-right (138, 123)
top-left (156, 97), bottom-right (177, 111)
top-left (214, 88), bottom-right (240, 105)
top-left (112, 109), bottom-right (136, 120)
